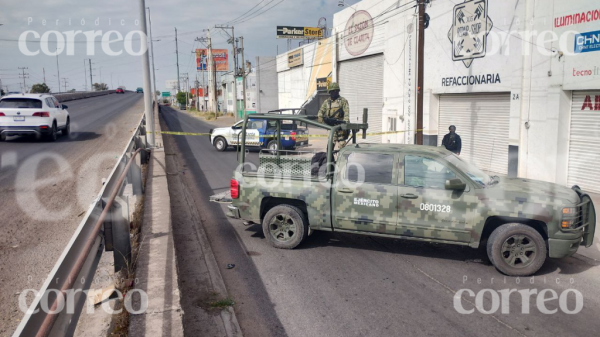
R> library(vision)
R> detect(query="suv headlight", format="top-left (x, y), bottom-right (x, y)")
top-left (562, 207), bottom-right (577, 215)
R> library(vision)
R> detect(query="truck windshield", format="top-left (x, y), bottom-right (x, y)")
top-left (445, 154), bottom-right (491, 187)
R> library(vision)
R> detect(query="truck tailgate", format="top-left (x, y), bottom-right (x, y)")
top-left (209, 191), bottom-right (233, 204)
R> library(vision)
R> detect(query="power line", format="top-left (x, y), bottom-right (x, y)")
top-left (234, 0), bottom-right (286, 25)
top-left (224, 0), bottom-right (266, 25)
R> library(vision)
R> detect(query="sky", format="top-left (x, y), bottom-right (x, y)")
top-left (0, 0), bottom-right (361, 93)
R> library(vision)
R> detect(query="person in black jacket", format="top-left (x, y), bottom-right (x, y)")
top-left (442, 125), bottom-right (462, 155)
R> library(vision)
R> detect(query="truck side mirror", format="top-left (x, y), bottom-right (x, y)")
top-left (445, 178), bottom-right (466, 191)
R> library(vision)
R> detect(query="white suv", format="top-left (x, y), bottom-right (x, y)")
top-left (0, 94), bottom-right (70, 141)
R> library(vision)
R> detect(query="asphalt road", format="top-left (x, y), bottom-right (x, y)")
top-left (160, 106), bottom-right (600, 337)
top-left (0, 92), bottom-right (144, 336)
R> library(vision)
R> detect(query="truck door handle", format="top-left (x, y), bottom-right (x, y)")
top-left (401, 193), bottom-right (418, 199)
top-left (337, 188), bottom-right (354, 194)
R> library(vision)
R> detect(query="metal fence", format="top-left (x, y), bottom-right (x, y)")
top-left (12, 115), bottom-right (150, 337)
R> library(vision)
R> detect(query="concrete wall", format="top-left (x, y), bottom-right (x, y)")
top-left (55, 90), bottom-right (116, 102)
top-left (256, 56), bottom-right (279, 113)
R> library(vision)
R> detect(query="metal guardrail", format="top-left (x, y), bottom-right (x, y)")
top-left (12, 115), bottom-right (150, 337)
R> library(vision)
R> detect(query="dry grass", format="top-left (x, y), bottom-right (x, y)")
top-left (110, 163), bottom-right (148, 337)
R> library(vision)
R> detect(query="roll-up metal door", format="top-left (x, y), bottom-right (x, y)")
top-left (438, 93), bottom-right (510, 174)
top-left (338, 54), bottom-right (384, 143)
top-left (568, 91), bottom-right (600, 193)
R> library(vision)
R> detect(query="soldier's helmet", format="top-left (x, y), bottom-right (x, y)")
top-left (327, 82), bottom-right (341, 92)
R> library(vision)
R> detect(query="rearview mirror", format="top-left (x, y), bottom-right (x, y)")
top-left (445, 178), bottom-right (466, 191)
top-left (62, 104), bottom-right (68, 110)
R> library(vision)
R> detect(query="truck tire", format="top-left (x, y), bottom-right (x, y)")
top-left (487, 223), bottom-right (546, 276)
top-left (213, 137), bottom-right (228, 151)
top-left (0, 133), bottom-right (5, 142)
top-left (263, 205), bottom-right (308, 249)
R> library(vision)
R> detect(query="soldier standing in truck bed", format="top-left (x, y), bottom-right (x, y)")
top-left (317, 82), bottom-right (350, 150)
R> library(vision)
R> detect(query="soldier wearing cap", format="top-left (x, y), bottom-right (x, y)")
top-left (318, 82), bottom-right (350, 149)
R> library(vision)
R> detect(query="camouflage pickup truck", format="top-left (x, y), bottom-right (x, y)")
top-left (214, 113), bottom-right (596, 276)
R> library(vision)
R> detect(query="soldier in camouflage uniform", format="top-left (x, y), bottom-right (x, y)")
top-left (317, 82), bottom-right (350, 150)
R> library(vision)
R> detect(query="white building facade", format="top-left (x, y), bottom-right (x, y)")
top-left (276, 0), bottom-right (600, 193)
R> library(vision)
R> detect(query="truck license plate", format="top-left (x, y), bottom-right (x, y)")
top-left (13, 117), bottom-right (25, 122)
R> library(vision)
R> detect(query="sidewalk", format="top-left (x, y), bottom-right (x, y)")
top-left (129, 107), bottom-right (184, 336)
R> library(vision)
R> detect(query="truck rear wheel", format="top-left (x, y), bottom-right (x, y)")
top-left (213, 137), bottom-right (228, 151)
top-left (487, 223), bottom-right (546, 276)
top-left (263, 205), bottom-right (308, 249)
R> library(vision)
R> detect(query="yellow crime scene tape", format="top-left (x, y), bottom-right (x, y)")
top-left (155, 129), bottom-right (424, 139)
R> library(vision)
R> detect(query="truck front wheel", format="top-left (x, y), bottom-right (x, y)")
top-left (213, 137), bottom-right (228, 151)
top-left (487, 223), bottom-right (546, 276)
top-left (263, 205), bottom-right (308, 249)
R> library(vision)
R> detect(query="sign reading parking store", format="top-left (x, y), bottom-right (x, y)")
top-left (575, 30), bottom-right (600, 53)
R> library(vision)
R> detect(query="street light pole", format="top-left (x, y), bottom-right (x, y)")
top-left (147, 7), bottom-right (158, 102)
top-left (139, 0), bottom-right (155, 146)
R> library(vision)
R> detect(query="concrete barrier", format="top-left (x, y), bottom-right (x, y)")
top-left (55, 90), bottom-right (116, 102)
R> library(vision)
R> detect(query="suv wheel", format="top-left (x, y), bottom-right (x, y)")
top-left (267, 140), bottom-right (279, 154)
top-left (63, 118), bottom-right (71, 136)
top-left (487, 223), bottom-right (546, 276)
top-left (213, 137), bottom-right (227, 151)
top-left (46, 123), bottom-right (58, 142)
top-left (263, 205), bottom-right (308, 249)
top-left (0, 133), bottom-right (5, 142)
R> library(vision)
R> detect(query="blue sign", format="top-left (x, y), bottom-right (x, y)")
top-left (575, 30), bottom-right (600, 53)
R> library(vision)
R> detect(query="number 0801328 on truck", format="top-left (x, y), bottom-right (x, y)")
top-left (211, 111), bottom-right (596, 276)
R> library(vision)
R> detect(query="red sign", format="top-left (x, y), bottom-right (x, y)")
top-left (581, 95), bottom-right (600, 110)
top-left (191, 88), bottom-right (204, 97)
top-left (196, 49), bottom-right (229, 72)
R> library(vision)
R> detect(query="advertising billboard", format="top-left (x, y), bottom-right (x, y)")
top-left (277, 26), bottom-right (323, 39)
top-left (196, 49), bottom-right (229, 71)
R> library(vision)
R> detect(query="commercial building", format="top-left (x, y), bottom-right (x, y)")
top-left (276, 0), bottom-right (600, 193)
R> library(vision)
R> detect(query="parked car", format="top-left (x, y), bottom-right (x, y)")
top-left (0, 94), bottom-right (70, 141)
top-left (209, 118), bottom-right (309, 152)
top-left (214, 113), bottom-right (596, 277)
top-left (116, 88), bottom-right (125, 94)
top-left (136, 87), bottom-right (143, 93)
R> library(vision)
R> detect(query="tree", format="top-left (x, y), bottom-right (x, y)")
top-left (69, 89), bottom-right (76, 93)
top-left (93, 83), bottom-right (109, 91)
top-left (30, 83), bottom-right (51, 93)
top-left (155, 90), bottom-right (160, 97)
top-left (176, 92), bottom-right (188, 105)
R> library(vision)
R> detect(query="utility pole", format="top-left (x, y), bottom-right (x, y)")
top-left (147, 7), bottom-right (158, 101)
top-left (88, 59), bottom-right (93, 91)
top-left (240, 36), bottom-right (247, 118)
top-left (18, 67), bottom-right (28, 92)
top-left (175, 27), bottom-right (181, 92)
top-left (182, 72), bottom-right (189, 108)
top-left (139, 0), bottom-right (155, 146)
top-left (206, 29), bottom-right (217, 112)
top-left (416, 0), bottom-right (427, 145)
top-left (83, 60), bottom-right (87, 91)
top-left (56, 46), bottom-right (61, 94)
top-left (62, 78), bottom-right (68, 92)
top-left (215, 25), bottom-right (238, 118)
top-left (43, 68), bottom-right (46, 83)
